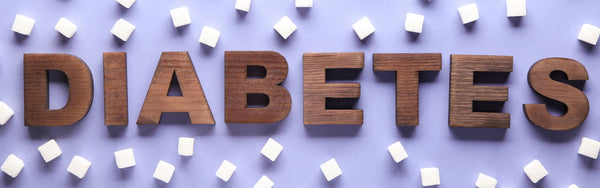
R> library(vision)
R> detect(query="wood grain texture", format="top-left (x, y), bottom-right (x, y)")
top-left (449, 55), bottom-right (512, 128)
top-left (24, 53), bottom-right (93, 126)
top-left (523, 58), bottom-right (589, 131)
top-left (224, 51), bottom-right (291, 123)
top-left (137, 51), bottom-right (215, 125)
top-left (303, 52), bottom-right (364, 125)
top-left (103, 52), bottom-right (128, 126)
top-left (373, 53), bottom-right (442, 126)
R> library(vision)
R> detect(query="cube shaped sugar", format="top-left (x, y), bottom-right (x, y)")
top-left (578, 24), bottom-right (600, 45)
top-left (178, 137), bottom-right (194, 156)
top-left (11, 14), bottom-right (35, 36)
top-left (153, 160), bottom-right (175, 183)
top-left (352, 17), bottom-right (375, 40)
top-left (405, 13), bottom-right (424, 34)
top-left (0, 101), bottom-right (15, 125)
top-left (475, 173), bottom-right (497, 188)
top-left (320, 158), bottom-right (342, 181)
top-left (116, 0), bottom-right (136, 9)
top-left (170, 6), bottom-right (191, 28)
top-left (110, 18), bottom-right (135, 42)
top-left (568, 184), bottom-right (579, 188)
top-left (458, 3), bottom-right (479, 24)
top-left (235, 0), bottom-right (252, 12)
top-left (387, 141), bottom-right (408, 163)
top-left (114, 148), bottom-right (136, 169)
top-left (253, 175), bottom-right (274, 188)
top-left (260, 138), bottom-right (283, 161)
top-left (1, 154), bottom-right (24, 178)
top-left (54, 18), bottom-right (77, 38)
top-left (578, 137), bottom-right (600, 159)
top-left (296, 0), bottom-right (313, 8)
top-left (37, 139), bottom-right (62, 163)
top-left (198, 26), bottom-right (221, 48)
top-left (523, 159), bottom-right (548, 183)
top-left (67, 155), bottom-right (91, 179)
top-left (273, 16), bottom-right (297, 40)
top-left (506, 0), bottom-right (526, 17)
top-left (420, 167), bottom-right (440, 186)
top-left (216, 160), bottom-right (237, 182)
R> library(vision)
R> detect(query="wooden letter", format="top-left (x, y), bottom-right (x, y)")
top-left (24, 54), bottom-right (93, 126)
top-left (523, 58), bottom-right (589, 131)
top-left (373, 53), bottom-right (442, 126)
top-left (137, 51), bottom-right (215, 125)
top-left (449, 55), bottom-right (513, 128)
top-left (303, 52), bottom-right (364, 125)
top-left (104, 52), bottom-right (128, 126)
top-left (224, 51), bottom-right (291, 123)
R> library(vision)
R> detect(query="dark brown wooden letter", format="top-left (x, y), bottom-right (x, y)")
top-left (104, 52), bottom-right (129, 126)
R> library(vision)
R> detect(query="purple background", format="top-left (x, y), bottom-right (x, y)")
top-left (1, 0), bottom-right (599, 187)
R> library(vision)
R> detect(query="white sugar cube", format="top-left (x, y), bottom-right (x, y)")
top-left (54, 18), bottom-right (77, 38)
top-left (114, 148), bottom-right (136, 169)
top-left (523, 159), bottom-right (548, 183)
top-left (458, 3), bottom-right (479, 24)
top-left (37, 139), bottom-right (62, 163)
top-left (235, 0), bottom-right (252, 12)
top-left (110, 18), bottom-right (135, 42)
top-left (11, 14), bottom-right (35, 36)
top-left (295, 0), bottom-right (313, 8)
top-left (578, 24), bottom-right (600, 45)
top-left (0, 101), bottom-right (15, 125)
top-left (568, 184), bottom-right (579, 188)
top-left (475, 173), bottom-right (497, 188)
top-left (420, 167), bottom-right (440, 186)
top-left (116, 0), bottom-right (136, 9)
top-left (67, 155), bottom-right (91, 179)
top-left (198, 26), bottom-right (221, 48)
top-left (153, 160), bottom-right (175, 183)
top-left (253, 175), bottom-right (274, 188)
top-left (260, 138), bottom-right (283, 161)
top-left (352, 17), bottom-right (375, 40)
top-left (170, 6), bottom-right (191, 28)
top-left (216, 160), bottom-right (236, 182)
top-left (1, 154), bottom-right (24, 178)
top-left (387, 141), bottom-right (408, 163)
top-left (506, 0), bottom-right (526, 17)
top-left (320, 158), bottom-right (342, 181)
top-left (273, 16), bottom-right (297, 40)
top-left (405, 13), bottom-right (424, 34)
top-left (178, 137), bottom-right (194, 156)
top-left (578, 137), bottom-right (600, 159)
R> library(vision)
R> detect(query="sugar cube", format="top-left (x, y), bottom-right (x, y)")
top-left (253, 175), bottom-right (274, 188)
top-left (37, 139), bottom-right (62, 163)
top-left (235, 0), bottom-right (252, 12)
top-left (420, 167), bottom-right (440, 186)
top-left (273, 16), bottom-right (297, 40)
top-left (1, 154), bottom-right (24, 178)
top-left (523, 159), bottom-right (548, 183)
top-left (352, 17), bottom-right (375, 40)
top-left (0, 101), bottom-right (15, 125)
top-left (54, 18), bottom-right (77, 38)
top-left (114, 148), bottom-right (136, 169)
top-left (67, 155), bottom-right (91, 179)
top-left (216, 160), bottom-right (236, 182)
top-left (320, 158), bottom-right (342, 181)
top-left (11, 14), bottom-right (35, 36)
top-left (475, 173), bottom-right (497, 188)
top-left (387, 141), bottom-right (408, 163)
top-left (153, 160), bottom-right (175, 183)
top-left (116, 0), bottom-right (136, 9)
top-left (578, 137), bottom-right (600, 159)
top-left (110, 18), bottom-right (135, 42)
top-left (568, 184), bottom-right (579, 188)
top-left (198, 26), bottom-right (221, 48)
top-left (178, 137), bottom-right (194, 156)
top-left (458, 3), bottom-right (479, 24)
top-left (170, 6), bottom-right (191, 28)
top-left (260, 138), bottom-right (283, 161)
top-left (506, 0), bottom-right (526, 17)
top-left (578, 24), bottom-right (600, 45)
top-left (405, 13), bottom-right (424, 34)
top-left (296, 0), bottom-right (313, 8)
